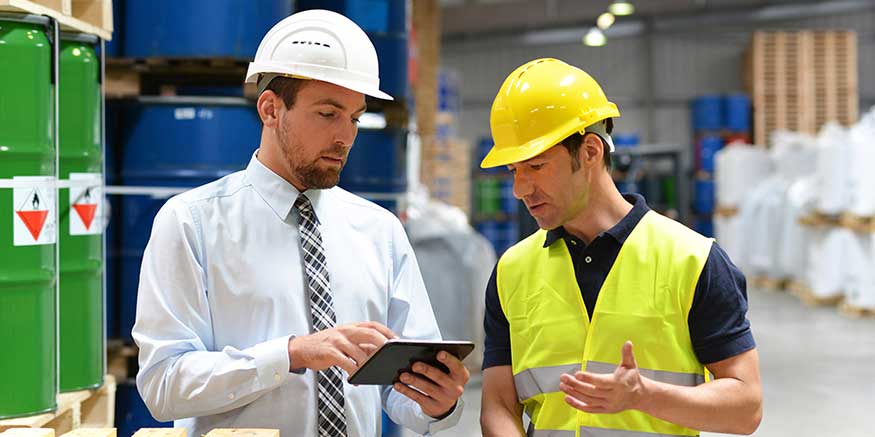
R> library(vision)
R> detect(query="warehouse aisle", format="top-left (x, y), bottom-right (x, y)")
top-left (404, 288), bottom-right (875, 436)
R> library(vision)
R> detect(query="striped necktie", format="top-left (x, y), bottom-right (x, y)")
top-left (294, 194), bottom-right (348, 437)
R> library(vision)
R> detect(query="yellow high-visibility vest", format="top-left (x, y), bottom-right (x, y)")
top-left (496, 211), bottom-right (712, 437)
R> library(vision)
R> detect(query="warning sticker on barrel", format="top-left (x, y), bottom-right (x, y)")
top-left (69, 172), bottom-right (102, 236)
top-left (13, 176), bottom-right (56, 246)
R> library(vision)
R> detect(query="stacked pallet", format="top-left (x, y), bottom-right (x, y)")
top-left (0, 427), bottom-right (280, 437)
top-left (421, 131), bottom-right (472, 217)
top-left (0, 376), bottom-right (115, 436)
top-left (746, 31), bottom-right (858, 147)
top-left (0, 0), bottom-right (112, 39)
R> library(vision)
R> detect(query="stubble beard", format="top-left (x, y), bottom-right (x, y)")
top-left (278, 119), bottom-right (346, 190)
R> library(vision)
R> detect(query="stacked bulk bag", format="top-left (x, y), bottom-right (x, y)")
top-left (814, 123), bottom-right (851, 216)
top-left (847, 107), bottom-right (875, 218)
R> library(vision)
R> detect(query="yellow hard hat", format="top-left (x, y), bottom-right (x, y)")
top-left (481, 58), bottom-right (620, 168)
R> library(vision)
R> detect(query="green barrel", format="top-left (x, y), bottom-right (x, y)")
top-left (58, 33), bottom-right (103, 392)
top-left (0, 15), bottom-right (57, 418)
top-left (476, 178), bottom-right (501, 216)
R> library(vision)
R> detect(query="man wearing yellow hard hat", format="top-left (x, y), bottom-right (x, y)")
top-left (478, 58), bottom-right (763, 436)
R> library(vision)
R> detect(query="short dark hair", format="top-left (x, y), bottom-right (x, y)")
top-left (264, 76), bottom-right (306, 109)
top-left (560, 118), bottom-right (614, 171)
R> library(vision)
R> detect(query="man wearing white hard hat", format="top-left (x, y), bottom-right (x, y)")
top-left (133, 10), bottom-right (467, 437)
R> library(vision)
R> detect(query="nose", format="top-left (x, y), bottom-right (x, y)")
top-left (512, 171), bottom-right (533, 200)
top-left (334, 121), bottom-right (358, 148)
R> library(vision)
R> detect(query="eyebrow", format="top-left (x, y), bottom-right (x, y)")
top-left (313, 98), bottom-right (367, 114)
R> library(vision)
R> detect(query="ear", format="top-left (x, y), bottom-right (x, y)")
top-left (257, 90), bottom-right (281, 128)
top-left (581, 133), bottom-right (605, 167)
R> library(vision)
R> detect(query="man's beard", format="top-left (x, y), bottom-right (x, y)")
top-left (278, 121), bottom-right (346, 190)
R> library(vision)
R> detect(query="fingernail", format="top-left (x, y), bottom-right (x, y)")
top-left (439, 352), bottom-right (447, 360)
top-left (414, 364), bottom-right (424, 372)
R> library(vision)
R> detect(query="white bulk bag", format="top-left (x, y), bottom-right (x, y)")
top-left (847, 107), bottom-right (875, 217)
top-left (806, 228), bottom-right (854, 299)
top-left (814, 123), bottom-right (851, 215)
top-left (715, 144), bottom-right (772, 209)
top-left (844, 233), bottom-right (875, 310)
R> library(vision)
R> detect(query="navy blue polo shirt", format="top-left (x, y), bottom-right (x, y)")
top-left (482, 194), bottom-right (755, 369)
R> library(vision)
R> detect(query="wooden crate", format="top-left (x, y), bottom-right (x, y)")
top-left (0, 0), bottom-right (111, 39)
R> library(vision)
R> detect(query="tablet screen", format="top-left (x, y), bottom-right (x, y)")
top-left (347, 340), bottom-right (475, 385)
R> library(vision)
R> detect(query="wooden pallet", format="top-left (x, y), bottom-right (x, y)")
top-left (798, 210), bottom-right (841, 228)
top-left (788, 282), bottom-right (843, 307)
top-left (746, 31), bottom-right (858, 147)
top-left (105, 57), bottom-right (252, 99)
top-left (0, 376), bottom-right (116, 434)
top-left (749, 31), bottom-right (815, 146)
top-left (0, 0), bottom-right (111, 39)
top-left (839, 301), bottom-right (875, 318)
top-left (751, 276), bottom-right (789, 292)
top-left (839, 212), bottom-right (875, 233)
top-left (812, 31), bottom-right (858, 128)
top-left (714, 205), bottom-right (739, 218)
top-left (1, 428), bottom-right (281, 437)
top-left (106, 341), bottom-right (138, 382)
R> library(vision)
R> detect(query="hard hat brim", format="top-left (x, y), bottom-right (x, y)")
top-left (480, 108), bottom-right (620, 168)
top-left (246, 64), bottom-right (394, 101)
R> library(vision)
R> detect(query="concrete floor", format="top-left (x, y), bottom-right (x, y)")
top-left (402, 288), bottom-right (875, 436)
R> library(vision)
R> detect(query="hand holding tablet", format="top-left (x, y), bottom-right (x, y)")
top-left (347, 339), bottom-right (475, 385)
top-left (349, 339), bottom-right (474, 419)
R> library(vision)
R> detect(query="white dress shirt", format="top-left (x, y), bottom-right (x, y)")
top-left (133, 152), bottom-right (463, 436)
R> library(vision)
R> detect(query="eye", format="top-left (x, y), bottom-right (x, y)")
top-left (530, 163), bottom-right (545, 170)
top-left (319, 112), bottom-right (336, 119)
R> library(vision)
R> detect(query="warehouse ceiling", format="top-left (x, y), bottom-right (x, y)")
top-left (440, 0), bottom-right (866, 38)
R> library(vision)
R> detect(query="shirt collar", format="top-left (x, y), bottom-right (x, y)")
top-left (543, 193), bottom-right (650, 248)
top-left (245, 150), bottom-right (327, 222)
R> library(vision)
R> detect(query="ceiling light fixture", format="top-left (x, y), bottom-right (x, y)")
top-left (597, 12), bottom-right (615, 30)
top-left (583, 27), bottom-right (607, 47)
top-left (609, 1), bottom-right (635, 16)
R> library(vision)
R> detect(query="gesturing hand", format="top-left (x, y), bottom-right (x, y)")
top-left (288, 321), bottom-right (397, 375)
top-left (559, 341), bottom-right (645, 414)
top-left (394, 351), bottom-right (470, 419)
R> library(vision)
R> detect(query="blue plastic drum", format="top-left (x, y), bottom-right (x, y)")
top-left (694, 179), bottom-right (715, 215)
top-left (697, 135), bottom-right (724, 174)
top-left (340, 128), bottom-right (407, 194)
top-left (117, 97), bottom-right (260, 341)
top-left (123, 0), bottom-right (293, 58)
top-left (691, 95), bottom-right (722, 133)
top-left (723, 94), bottom-right (751, 133)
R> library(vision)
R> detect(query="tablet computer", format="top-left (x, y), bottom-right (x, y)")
top-left (347, 339), bottom-right (475, 385)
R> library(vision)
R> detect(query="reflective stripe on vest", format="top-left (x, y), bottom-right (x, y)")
top-left (528, 427), bottom-right (575, 437)
top-left (527, 426), bottom-right (692, 437)
top-left (580, 427), bottom-right (693, 437)
top-left (515, 363), bottom-right (582, 401)
top-left (516, 361), bottom-right (704, 402)
top-left (586, 361), bottom-right (705, 387)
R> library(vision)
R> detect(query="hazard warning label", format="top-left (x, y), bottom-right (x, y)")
top-left (69, 173), bottom-right (102, 236)
top-left (13, 176), bottom-right (56, 246)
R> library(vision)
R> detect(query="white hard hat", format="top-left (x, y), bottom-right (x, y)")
top-left (246, 9), bottom-right (393, 101)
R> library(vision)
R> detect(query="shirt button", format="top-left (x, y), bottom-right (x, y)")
top-left (228, 393), bottom-right (236, 400)
top-left (570, 240), bottom-right (577, 246)
top-left (585, 256), bottom-right (592, 264)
